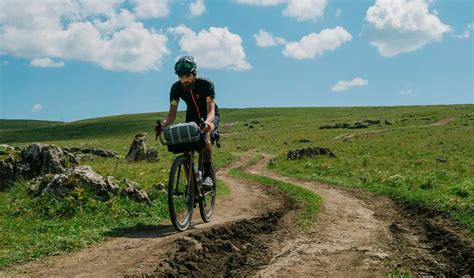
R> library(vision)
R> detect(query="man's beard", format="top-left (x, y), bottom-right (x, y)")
top-left (181, 80), bottom-right (195, 91)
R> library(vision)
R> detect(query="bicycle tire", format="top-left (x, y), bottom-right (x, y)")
top-left (199, 162), bottom-right (216, 222)
top-left (168, 155), bottom-right (194, 232)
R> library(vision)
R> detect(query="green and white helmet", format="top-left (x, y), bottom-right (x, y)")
top-left (174, 56), bottom-right (197, 75)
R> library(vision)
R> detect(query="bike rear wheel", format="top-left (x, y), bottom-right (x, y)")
top-left (199, 162), bottom-right (216, 222)
top-left (168, 155), bottom-right (194, 232)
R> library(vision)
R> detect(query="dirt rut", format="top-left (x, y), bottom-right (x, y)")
top-left (1, 152), bottom-right (473, 277)
top-left (0, 154), bottom-right (282, 277)
top-left (249, 153), bottom-right (473, 276)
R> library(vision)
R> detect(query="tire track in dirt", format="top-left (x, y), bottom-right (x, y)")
top-left (0, 154), bottom-right (281, 277)
top-left (248, 153), bottom-right (473, 276)
top-left (2, 152), bottom-right (472, 277)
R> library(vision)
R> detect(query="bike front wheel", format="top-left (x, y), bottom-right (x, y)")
top-left (199, 162), bottom-right (216, 222)
top-left (168, 155), bottom-right (194, 232)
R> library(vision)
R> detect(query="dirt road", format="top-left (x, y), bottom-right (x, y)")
top-left (1, 152), bottom-right (472, 277)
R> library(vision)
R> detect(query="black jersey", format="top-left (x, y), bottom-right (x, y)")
top-left (170, 77), bottom-right (220, 123)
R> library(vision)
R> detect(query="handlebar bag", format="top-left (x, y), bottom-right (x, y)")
top-left (163, 122), bottom-right (204, 153)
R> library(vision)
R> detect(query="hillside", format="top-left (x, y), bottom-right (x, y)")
top-left (1, 104), bottom-right (473, 273)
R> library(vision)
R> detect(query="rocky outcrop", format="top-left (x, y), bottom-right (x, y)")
top-left (1, 143), bottom-right (154, 204)
top-left (1, 143), bottom-right (78, 189)
top-left (320, 120), bottom-right (381, 130)
top-left (146, 147), bottom-right (159, 162)
top-left (28, 166), bottom-right (119, 198)
top-left (0, 155), bottom-right (17, 189)
top-left (287, 147), bottom-right (336, 160)
top-left (125, 133), bottom-right (148, 162)
top-left (20, 143), bottom-right (76, 178)
top-left (122, 179), bottom-right (152, 204)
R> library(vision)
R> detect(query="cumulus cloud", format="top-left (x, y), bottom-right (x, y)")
top-left (331, 78), bottom-right (368, 92)
top-left (131, 0), bottom-right (169, 19)
top-left (32, 104), bottom-right (43, 112)
top-left (190, 0), bottom-right (206, 16)
top-left (30, 57), bottom-right (65, 68)
top-left (454, 22), bottom-right (474, 39)
top-left (234, 0), bottom-right (284, 6)
top-left (365, 0), bottom-right (451, 57)
top-left (282, 26), bottom-right (352, 59)
top-left (254, 30), bottom-right (287, 47)
top-left (283, 0), bottom-right (327, 21)
top-left (0, 1), bottom-right (170, 72)
top-left (236, 0), bottom-right (326, 21)
top-left (77, 0), bottom-right (124, 17)
top-left (168, 25), bottom-right (251, 71)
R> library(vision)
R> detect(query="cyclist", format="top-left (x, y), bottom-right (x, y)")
top-left (157, 56), bottom-right (219, 189)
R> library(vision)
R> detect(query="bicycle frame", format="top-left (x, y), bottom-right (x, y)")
top-left (184, 149), bottom-right (206, 203)
top-left (158, 132), bottom-right (206, 201)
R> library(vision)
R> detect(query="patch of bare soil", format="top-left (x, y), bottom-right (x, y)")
top-left (249, 153), bottom-right (473, 276)
top-left (2, 152), bottom-right (472, 277)
top-left (0, 154), bottom-right (282, 277)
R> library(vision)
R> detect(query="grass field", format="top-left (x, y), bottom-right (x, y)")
top-left (1, 104), bottom-right (473, 266)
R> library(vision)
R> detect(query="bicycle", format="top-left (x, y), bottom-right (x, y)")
top-left (155, 120), bottom-right (217, 232)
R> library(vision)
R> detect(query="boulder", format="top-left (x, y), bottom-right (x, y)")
top-left (122, 179), bottom-right (152, 204)
top-left (0, 155), bottom-right (17, 189)
top-left (363, 119), bottom-right (380, 125)
top-left (28, 166), bottom-right (118, 198)
top-left (20, 143), bottom-right (74, 178)
top-left (348, 122), bottom-right (369, 129)
top-left (70, 166), bottom-right (119, 194)
top-left (125, 133), bottom-right (148, 162)
top-left (287, 147), bottom-right (336, 160)
top-left (146, 147), bottom-right (159, 162)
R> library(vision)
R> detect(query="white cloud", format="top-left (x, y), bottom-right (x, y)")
top-left (190, 0), bottom-right (206, 16)
top-left (335, 8), bottom-right (341, 18)
top-left (0, 1), bottom-right (170, 72)
top-left (234, 0), bottom-right (284, 6)
top-left (254, 30), bottom-right (277, 47)
top-left (236, 0), bottom-right (326, 21)
top-left (365, 0), bottom-right (451, 57)
top-left (131, 0), bottom-right (169, 19)
top-left (283, 0), bottom-right (327, 21)
top-left (76, 0), bottom-right (124, 17)
top-left (30, 57), bottom-right (65, 68)
top-left (454, 22), bottom-right (474, 39)
top-left (275, 37), bottom-right (287, 44)
top-left (254, 30), bottom-right (287, 48)
top-left (168, 25), bottom-right (251, 71)
top-left (32, 104), bottom-right (43, 112)
top-left (282, 26), bottom-right (352, 59)
top-left (331, 78), bottom-right (368, 92)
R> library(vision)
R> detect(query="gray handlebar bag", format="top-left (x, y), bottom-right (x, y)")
top-left (163, 122), bottom-right (204, 153)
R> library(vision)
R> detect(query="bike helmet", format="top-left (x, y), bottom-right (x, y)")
top-left (174, 56), bottom-right (197, 75)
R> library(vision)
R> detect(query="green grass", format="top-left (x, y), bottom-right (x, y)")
top-left (227, 154), bottom-right (321, 230)
top-left (0, 119), bottom-right (62, 131)
top-left (229, 168), bottom-right (320, 230)
top-left (0, 104), bottom-right (473, 266)
top-left (0, 179), bottom-right (168, 267)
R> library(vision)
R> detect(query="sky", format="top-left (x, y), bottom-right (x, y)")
top-left (0, 0), bottom-right (473, 122)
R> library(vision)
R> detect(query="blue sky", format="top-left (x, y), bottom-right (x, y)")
top-left (0, 0), bottom-right (472, 122)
